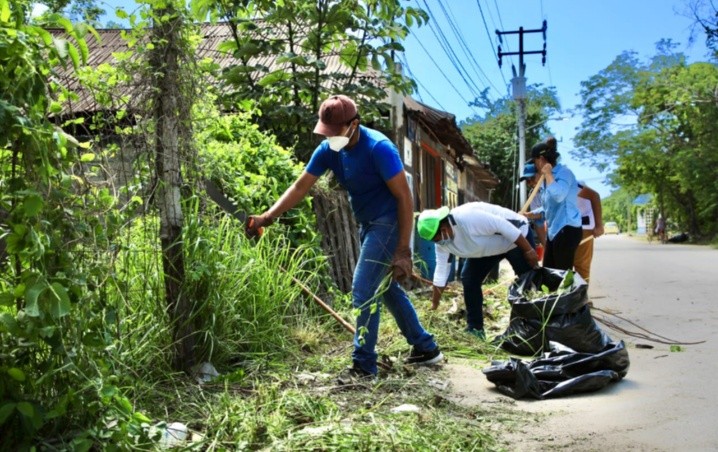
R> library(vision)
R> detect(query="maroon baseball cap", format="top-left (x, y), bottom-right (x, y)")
top-left (313, 95), bottom-right (357, 136)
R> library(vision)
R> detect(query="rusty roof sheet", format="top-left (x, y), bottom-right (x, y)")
top-left (49, 23), bottom-right (496, 186)
top-left (404, 96), bottom-right (498, 187)
top-left (50, 22), bottom-right (384, 116)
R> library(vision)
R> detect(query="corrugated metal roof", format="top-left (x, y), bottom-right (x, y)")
top-left (50, 22), bottom-right (384, 116)
top-left (404, 96), bottom-right (499, 187)
top-left (49, 22), bottom-right (496, 186)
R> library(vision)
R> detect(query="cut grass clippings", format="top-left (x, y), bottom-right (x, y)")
top-left (121, 273), bottom-right (523, 450)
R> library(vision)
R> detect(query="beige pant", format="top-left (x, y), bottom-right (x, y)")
top-left (573, 229), bottom-right (594, 282)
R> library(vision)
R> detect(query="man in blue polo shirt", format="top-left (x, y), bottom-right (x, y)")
top-left (247, 94), bottom-right (442, 381)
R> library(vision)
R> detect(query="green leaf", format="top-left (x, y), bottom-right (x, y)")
top-left (67, 43), bottom-right (80, 70)
top-left (80, 153), bottom-right (96, 162)
top-left (50, 101), bottom-right (63, 113)
top-left (115, 395), bottom-right (133, 416)
top-left (32, 26), bottom-right (54, 46)
top-left (25, 281), bottom-right (46, 317)
top-left (77, 34), bottom-right (89, 63)
top-left (23, 194), bottom-right (44, 217)
top-left (101, 385), bottom-right (117, 399)
top-left (16, 402), bottom-right (34, 418)
top-left (257, 70), bottom-right (290, 87)
top-left (670, 345), bottom-right (683, 352)
top-left (0, 403), bottom-right (15, 426)
top-left (7, 368), bottom-right (26, 382)
top-left (0, 291), bottom-right (14, 307)
top-left (0, 313), bottom-right (19, 334)
top-left (133, 411), bottom-right (151, 423)
top-left (56, 15), bottom-right (74, 33)
top-left (0, 0), bottom-right (10, 22)
top-left (49, 283), bottom-right (72, 318)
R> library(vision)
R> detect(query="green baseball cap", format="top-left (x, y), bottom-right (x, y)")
top-left (417, 206), bottom-right (450, 240)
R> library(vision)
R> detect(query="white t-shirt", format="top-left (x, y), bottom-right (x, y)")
top-left (433, 202), bottom-right (529, 287)
top-left (577, 196), bottom-right (595, 230)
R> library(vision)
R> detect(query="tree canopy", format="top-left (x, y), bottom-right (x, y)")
top-left (461, 85), bottom-right (561, 209)
top-left (194, 0), bottom-right (428, 161)
top-left (573, 40), bottom-right (718, 239)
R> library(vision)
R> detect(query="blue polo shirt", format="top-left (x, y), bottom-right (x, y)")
top-left (306, 125), bottom-right (404, 223)
top-left (541, 163), bottom-right (582, 240)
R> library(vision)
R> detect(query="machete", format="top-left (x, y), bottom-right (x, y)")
top-left (205, 180), bottom-right (262, 235)
top-left (205, 182), bottom-right (357, 337)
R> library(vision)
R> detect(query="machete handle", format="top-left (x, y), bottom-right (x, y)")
top-left (247, 217), bottom-right (264, 237)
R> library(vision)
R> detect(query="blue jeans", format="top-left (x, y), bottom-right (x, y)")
top-left (352, 214), bottom-right (438, 375)
top-left (461, 230), bottom-right (535, 331)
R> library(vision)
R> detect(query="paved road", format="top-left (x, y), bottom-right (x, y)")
top-left (448, 234), bottom-right (718, 451)
top-left (522, 234), bottom-right (718, 450)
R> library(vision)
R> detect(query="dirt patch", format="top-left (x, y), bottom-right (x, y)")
top-left (445, 360), bottom-right (645, 451)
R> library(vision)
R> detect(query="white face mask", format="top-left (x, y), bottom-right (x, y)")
top-left (436, 229), bottom-right (453, 246)
top-left (327, 125), bottom-right (356, 152)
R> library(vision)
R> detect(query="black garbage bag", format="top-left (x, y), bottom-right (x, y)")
top-left (494, 268), bottom-right (609, 356)
top-left (483, 341), bottom-right (629, 399)
top-left (667, 232), bottom-right (689, 243)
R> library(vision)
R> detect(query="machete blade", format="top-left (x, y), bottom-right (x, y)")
top-left (205, 180), bottom-right (249, 224)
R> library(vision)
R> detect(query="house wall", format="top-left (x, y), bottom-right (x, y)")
top-left (405, 123), bottom-right (485, 210)
top-left (459, 169), bottom-right (492, 203)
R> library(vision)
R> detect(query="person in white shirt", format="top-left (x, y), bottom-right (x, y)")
top-left (573, 181), bottom-right (604, 282)
top-left (416, 202), bottom-right (539, 339)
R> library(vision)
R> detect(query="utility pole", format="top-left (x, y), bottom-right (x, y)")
top-left (496, 21), bottom-right (547, 207)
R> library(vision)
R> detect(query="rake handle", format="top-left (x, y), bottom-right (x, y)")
top-left (519, 174), bottom-right (545, 214)
top-left (280, 266), bottom-right (356, 335)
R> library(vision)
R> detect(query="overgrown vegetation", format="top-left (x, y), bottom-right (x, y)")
top-left (112, 282), bottom-right (524, 451)
top-left (4, 0), bottom-right (718, 447)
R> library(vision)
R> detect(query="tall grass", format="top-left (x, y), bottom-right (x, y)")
top-left (106, 199), bottom-right (332, 381)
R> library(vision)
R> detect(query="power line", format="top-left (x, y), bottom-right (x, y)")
top-left (475, 0), bottom-right (509, 93)
top-left (397, 54), bottom-right (448, 111)
top-left (438, 0), bottom-right (503, 97)
top-left (406, 34), bottom-right (479, 114)
top-left (418, 0), bottom-right (486, 101)
top-left (492, 0), bottom-right (506, 32)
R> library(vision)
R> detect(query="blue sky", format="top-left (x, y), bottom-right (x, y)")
top-left (401, 0), bottom-right (714, 198)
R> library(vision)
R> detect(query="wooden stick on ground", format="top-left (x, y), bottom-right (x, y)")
top-left (279, 265), bottom-right (356, 335)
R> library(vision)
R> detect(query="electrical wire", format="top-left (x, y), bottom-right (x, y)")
top-left (406, 35), bottom-right (478, 113)
top-left (438, 0), bottom-right (503, 97)
top-left (476, 0), bottom-right (508, 82)
top-left (417, 0), bottom-right (485, 101)
top-left (397, 54), bottom-right (448, 110)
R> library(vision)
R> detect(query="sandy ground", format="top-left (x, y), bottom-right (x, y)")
top-left (445, 235), bottom-right (718, 451)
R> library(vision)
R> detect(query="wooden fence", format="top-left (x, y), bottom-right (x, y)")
top-left (311, 187), bottom-right (359, 294)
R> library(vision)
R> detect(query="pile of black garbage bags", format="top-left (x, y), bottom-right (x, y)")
top-left (484, 267), bottom-right (630, 400)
